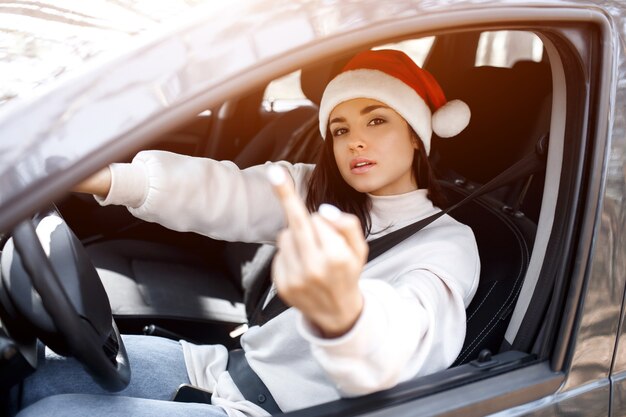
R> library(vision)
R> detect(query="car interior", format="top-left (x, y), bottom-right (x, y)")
top-left (2, 23), bottom-right (584, 415)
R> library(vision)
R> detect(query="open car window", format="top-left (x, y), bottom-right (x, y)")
top-left (476, 30), bottom-right (544, 67)
top-left (63, 23), bottom-right (556, 410)
top-left (262, 36), bottom-right (435, 114)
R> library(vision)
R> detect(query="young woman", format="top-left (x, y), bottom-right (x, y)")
top-left (15, 49), bottom-right (479, 417)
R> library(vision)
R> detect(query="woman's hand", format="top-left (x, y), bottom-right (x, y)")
top-left (72, 167), bottom-right (112, 198)
top-left (268, 166), bottom-right (369, 338)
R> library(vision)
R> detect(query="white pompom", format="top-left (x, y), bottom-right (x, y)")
top-left (432, 99), bottom-right (471, 138)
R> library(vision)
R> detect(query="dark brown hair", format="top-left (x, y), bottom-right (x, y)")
top-left (306, 127), bottom-right (446, 236)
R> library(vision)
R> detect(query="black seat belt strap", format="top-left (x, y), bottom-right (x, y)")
top-left (227, 349), bottom-right (283, 414)
top-left (247, 143), bottom-right (544, 326)
top-left (248, 142), bottom-right (545, 326)
top-left (368, 144), bottom-right (544, 261)
top-left (249, 144), bottom-right (543, 326)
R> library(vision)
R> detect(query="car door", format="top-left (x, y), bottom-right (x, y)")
top-left (1, 1), bottom-right (625, 416)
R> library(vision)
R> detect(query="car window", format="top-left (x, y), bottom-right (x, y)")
top-left (475, 30), bottom-right (543, 67)
top-left (373, 36), bottom-right (435, 66)
top-left (262, 70), bottom-right (313, 112)
top-left (262, 36), bottom-right (435, 113)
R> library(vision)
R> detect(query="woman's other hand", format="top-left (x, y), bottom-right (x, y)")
top-left (268, 166), bottom-right (368, 338)
top-left (72, 167), bottom-right (112, 198)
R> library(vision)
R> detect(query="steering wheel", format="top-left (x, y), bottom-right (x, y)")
top-left (0, 208), bottom-right (130, 391)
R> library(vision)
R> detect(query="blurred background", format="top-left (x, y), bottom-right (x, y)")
top-left (0, 0), bottom-right (207, 107)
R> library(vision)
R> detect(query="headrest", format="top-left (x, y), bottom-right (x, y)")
top-left (432, 60), bottom-right (552, 184)
top-left (300, 55), bottom-right (352, 106)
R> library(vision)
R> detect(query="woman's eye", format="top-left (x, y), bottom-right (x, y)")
top-left (333, 127), bottom-right (348, 137)
top-left (368, 118), bottom-right (385, 126)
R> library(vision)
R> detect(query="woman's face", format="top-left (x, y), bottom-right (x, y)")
top-left (329, 98), bottom-right (418, 196)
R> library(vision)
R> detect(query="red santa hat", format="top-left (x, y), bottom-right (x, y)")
top-left (319, 49), bottom-right (471, 155)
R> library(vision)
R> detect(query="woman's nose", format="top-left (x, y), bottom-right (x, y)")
top-left (349, 139), bottom-right (366, 151)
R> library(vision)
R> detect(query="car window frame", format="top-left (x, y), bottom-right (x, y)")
top-left (209, 13), bottom-right (612, 417)
top-left (273, 13), bottom-right (614, 417)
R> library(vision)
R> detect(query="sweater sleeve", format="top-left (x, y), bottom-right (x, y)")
top-left (96, 150), bottom-right (314, 243)
top-left (297, 223), bottom-right (480, 397)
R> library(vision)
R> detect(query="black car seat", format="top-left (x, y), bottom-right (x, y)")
top-left (432, 59), bottom-right (552, 222)
top-left (433, 60), bottom-right (552, 362)
top-left (446, 182), bottom-right (536, 365)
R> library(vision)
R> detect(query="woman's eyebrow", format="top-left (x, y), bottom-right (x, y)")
top-left (329, 105), bottom-right (390, 125)
top-left (360, 104), bottom-right (390, 115)
top-left (329, 116), bottom-right (346, 125)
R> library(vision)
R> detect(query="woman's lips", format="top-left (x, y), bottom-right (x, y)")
top-left (350, 158), bottom-right (376, 174)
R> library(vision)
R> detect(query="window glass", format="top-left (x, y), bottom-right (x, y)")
top-left (373, 36), bottom-right (435, 67)
top-left (263, 70), bottom-right (312, 112)
top-left (476, 31), bottom-right (543, 67)
top-left (262, 36), bottom-right (435, 113)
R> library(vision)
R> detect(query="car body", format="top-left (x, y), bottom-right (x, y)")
top-left (0, 0), bottom-right (626, 415)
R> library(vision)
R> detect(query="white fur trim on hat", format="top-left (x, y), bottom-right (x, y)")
top-left (319, 69), bottom-right (434, 154)
top-left (319, 69), bottom-right (472, 155)
top-left (432, 99), bottom-right (471, 138)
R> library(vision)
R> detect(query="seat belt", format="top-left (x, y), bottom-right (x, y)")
top-left (367, 139), bottom-right (545, 260)
top-left (227, 349), bottom-right (283, 414)
top-left (231, 137), bottom-right (546, 413)
top-left (247, 136), bottom-right (547, 327)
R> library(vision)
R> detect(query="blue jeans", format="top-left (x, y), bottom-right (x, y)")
top-left (15, 335), bottom-right (228, 417)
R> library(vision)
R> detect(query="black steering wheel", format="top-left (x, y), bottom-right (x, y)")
top-left (0, 208), bottom-right (130, 391)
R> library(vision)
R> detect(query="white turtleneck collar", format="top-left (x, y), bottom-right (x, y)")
top-left (367, 189), bottom-right (441, 237)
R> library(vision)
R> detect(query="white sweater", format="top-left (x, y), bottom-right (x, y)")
top-left (98, 150), bottom-right (480, 417)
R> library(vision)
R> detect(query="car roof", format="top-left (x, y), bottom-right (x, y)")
top-left (0, 1), bottom-right (216, 109)
top-left (0, 0), bottom-right (623, 232)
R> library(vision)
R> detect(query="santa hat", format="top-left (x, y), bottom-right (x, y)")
top-left (319, 49), bottom-right (471, 155)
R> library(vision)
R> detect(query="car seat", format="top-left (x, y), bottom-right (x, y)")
top-left (432, 59), bottom-right (552, 222)
top-left (444, 181), bottom-right (536, 365)
top-left (434, 60), bottom-right (551, 362)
